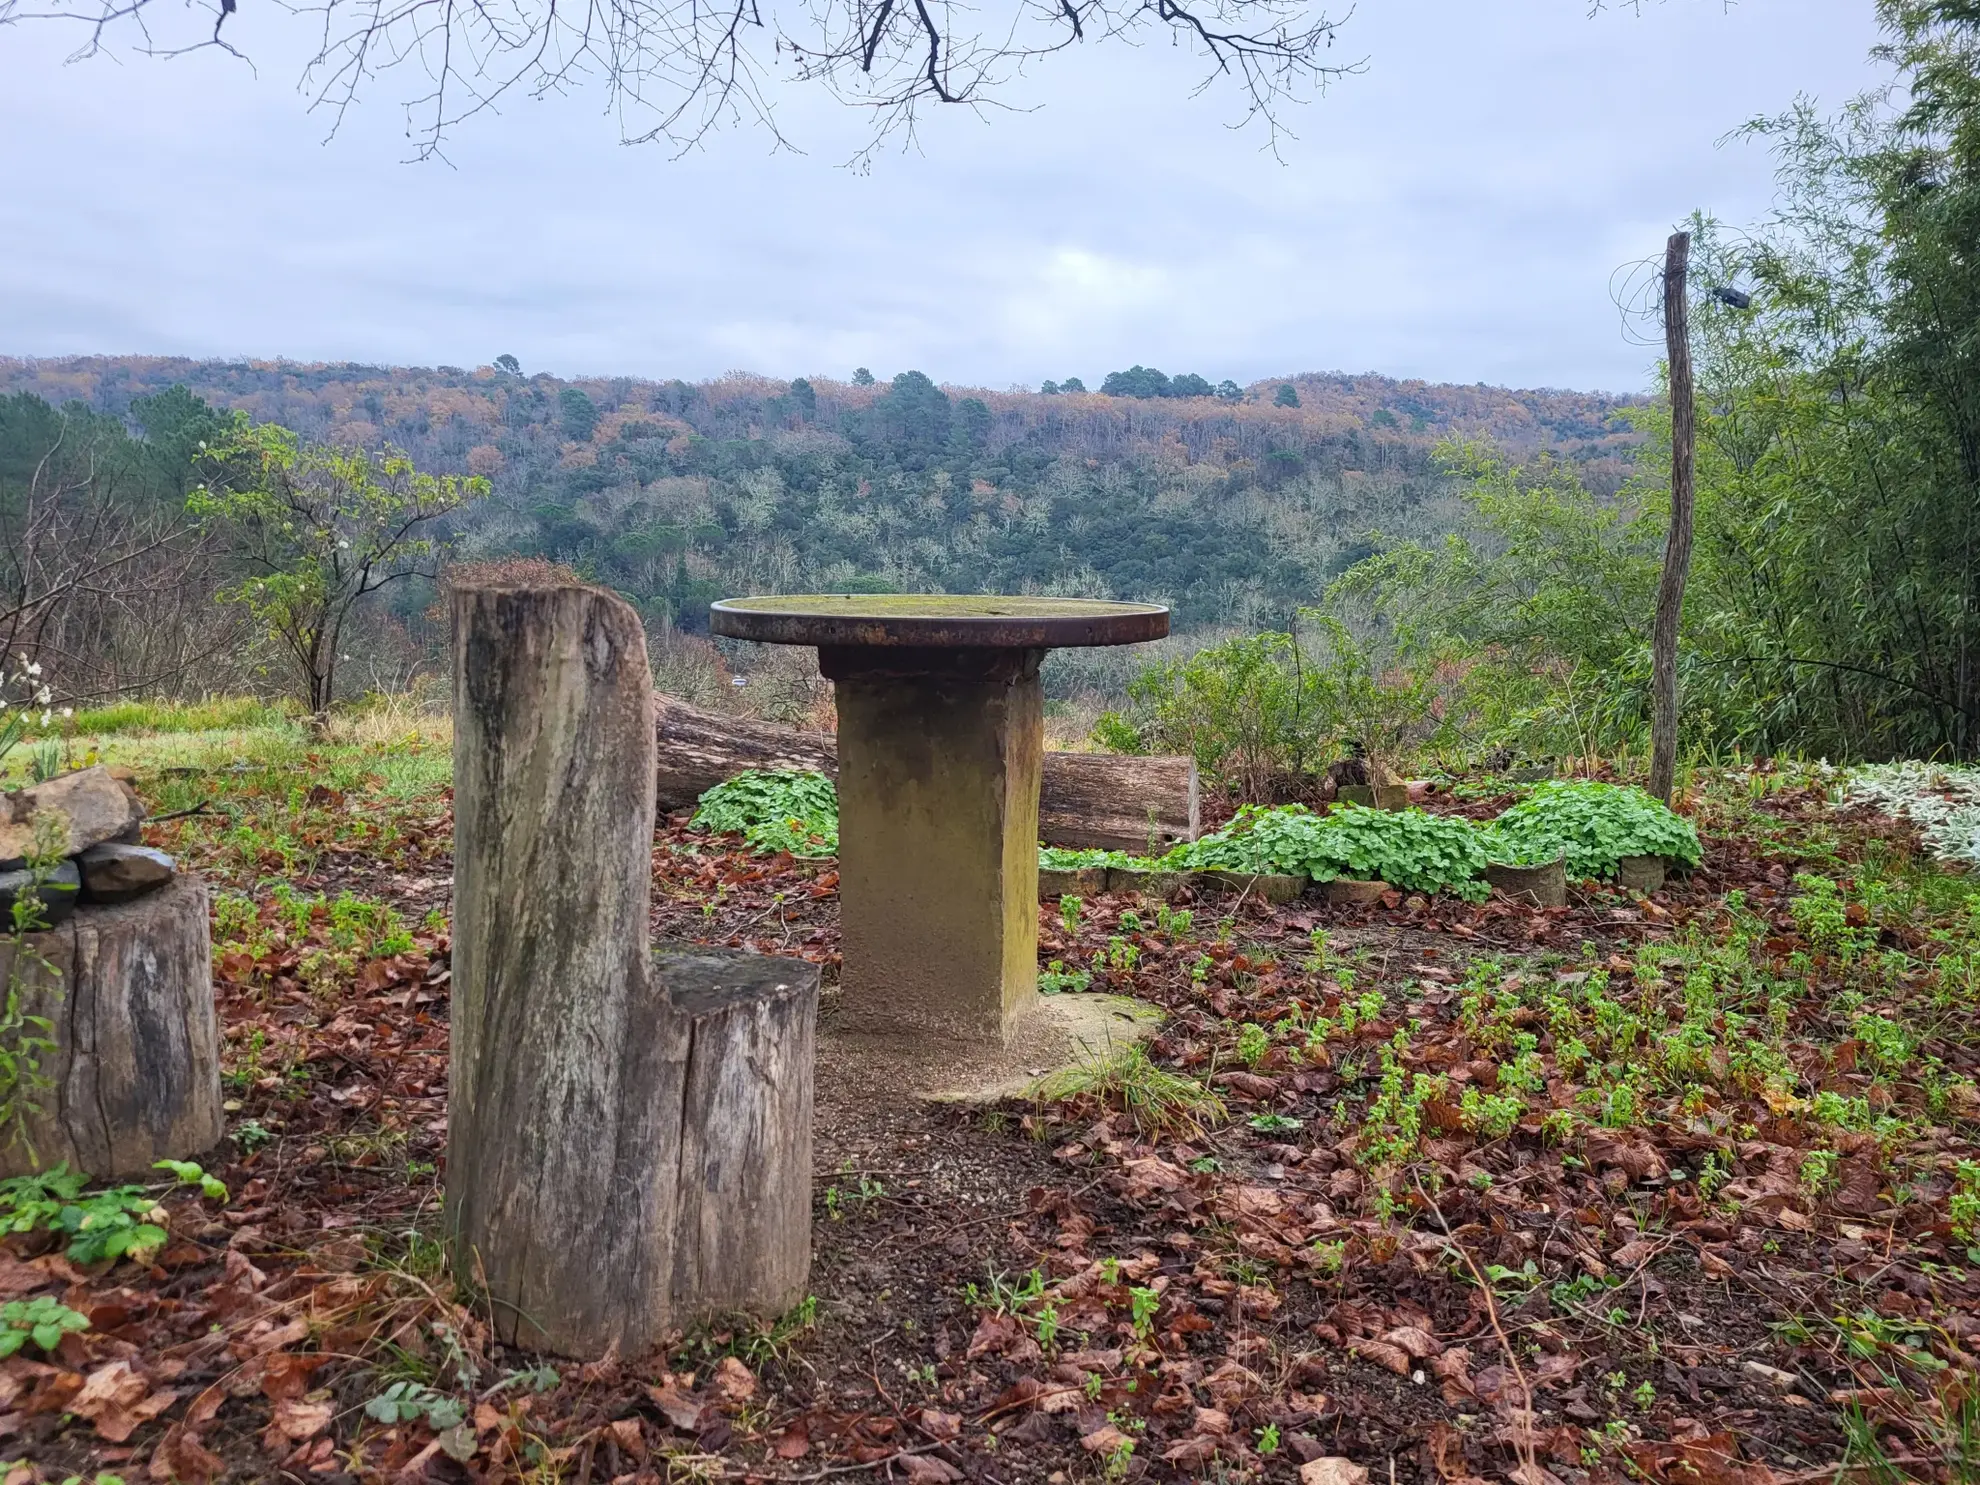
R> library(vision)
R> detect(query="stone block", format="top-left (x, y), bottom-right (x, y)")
top-left (78, 844), bottom-right (178, 904)
top-left (1483, 857), bottom-right (1567, 908)
top-left (0, 767), bottom-right (145, 867)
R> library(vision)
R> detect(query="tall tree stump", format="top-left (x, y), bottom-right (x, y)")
top-left (0, 875), bottom-right (222, 1179)
top-left (450, 578), bottom-right (818, 1356)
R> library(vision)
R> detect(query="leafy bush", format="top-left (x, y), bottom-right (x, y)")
top-left (692, 770), bottom-right (839, 858)
top-left (1096, 619), bottom-right (1475, 797)
top-left (1095, 632), bottom-right (1320, 798)
top-left (1164, 804), bottom-right (1489, 898)
top-left (1485, 781), bottom-right (1702, 879)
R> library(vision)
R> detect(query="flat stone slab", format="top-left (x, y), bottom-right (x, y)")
top-left (1617, 854), bottom-right (1667, 894)
top-left (0, 861), bottom-right (80, 926)
top-left (1039, 866), bottom-right (1107, 900)
top-left (79, 844), bottom-right (178, 904)
top-left (816, 992), bottom-right (1164, 1109)
top-left (710, 594), bottom-right (1169, 651)
top-left (1104, 867), bottom-right (1191, 899)
top-left (1317, 878), bottom-right (1390, 905)
top-left (1484, 858), bottom-right (1567, 908)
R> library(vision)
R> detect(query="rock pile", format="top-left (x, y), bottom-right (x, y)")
top-left (0, 766), bottom-right (174, 928)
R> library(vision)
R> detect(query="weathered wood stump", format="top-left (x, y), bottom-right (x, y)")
top-left (450, 577), bottom-right (818, 1357)
top-left (1484, 858), bottom-right (1568, 909)
top-left (657, 947), bottom-right (814, 1320)
top-left (1616, 855), bottom-right (1667, 895)
top-left (0, 874), bottom-right (222, 1179)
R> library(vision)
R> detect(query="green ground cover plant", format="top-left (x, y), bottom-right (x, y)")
top-left (691, 770), bottom-right (840, 858)
top-left (1485, 780), bottom-right (1703, 878)
top-left (1166, 804), bottom-right (1492, 897)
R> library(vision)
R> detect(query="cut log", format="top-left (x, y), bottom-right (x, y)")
top-left (1037, 751), bottom-right (1198, 854)
top-left (0, 874), bottom-right (223, 1179)
top-left (658, 946), bottom-right (815, 1320)
top-left (451, 578), bottom-right (817, 1357)
top-left (652, 692), bottom-right (1198, 851)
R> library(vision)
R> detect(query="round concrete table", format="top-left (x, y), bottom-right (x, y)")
top-left (710, 595), bottom-right (1169, 1044)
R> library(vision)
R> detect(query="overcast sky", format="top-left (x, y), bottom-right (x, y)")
top-left (0, 0), bottom-right (1885, 394)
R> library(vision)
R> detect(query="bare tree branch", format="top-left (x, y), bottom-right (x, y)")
top-left (0, 0), bottom-right (1359, 161)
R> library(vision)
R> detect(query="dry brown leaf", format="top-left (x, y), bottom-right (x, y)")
top-left (1300, 1458), bottom-right (1370, 1485)
top-left (1380, 1325), bottom-right (1443, 1358)
top-left (1348, 1338), bottom-right (1412, 1376)
top-left (1612, 1238), bottom-right (1660, 1268)
top-left (897, 1455), bottom-right (963, 1483)
top-left (711, 1355), bottom-right (756, 1406)
top-left (69, 1361), bottom-right (164, 1444)
top-left (646, 1381), bottom-right (705, 1432)
top-left (1081, 1423), bottom-right (1134, 1454)
top-left (1163, 1434), bottom-right (1223, 1467)
top-left (259, 1350), bottom-right (332, 1402)
top-left (149, 1423), bottom-right (225, 1483)
top-left (261, 1396), bottom-right (334, 1453)
top-left (608, 1416), bottom-right (647, 1464)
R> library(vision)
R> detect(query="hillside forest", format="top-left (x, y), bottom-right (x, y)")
top-left (1, 1), bottom-right (1978, 787)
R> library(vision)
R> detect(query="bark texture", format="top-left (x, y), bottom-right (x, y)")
top-left (0, 874), bottom-right (222, 1179)
top-left (451, 579), bottom-right (817, 1357)
top-left (653, 692), bottom-right (1198, 851)
top-left (658, 947), bottom-right (817, 1320)
top-left (451, 580), bottom-right (670, 1355)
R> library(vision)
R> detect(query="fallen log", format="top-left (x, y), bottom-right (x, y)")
top-left (653, 693), bottom-right (1198, 851)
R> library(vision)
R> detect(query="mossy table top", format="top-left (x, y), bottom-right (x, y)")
top-left (710, 594), bottom-right (1170, 650)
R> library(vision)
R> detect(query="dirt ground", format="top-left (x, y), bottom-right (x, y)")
top-left (0, 776), bottom-right (1975, 1485)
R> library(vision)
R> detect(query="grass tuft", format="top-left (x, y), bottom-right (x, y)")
top-left (1028, 1042), bottom-right (1226, 1139)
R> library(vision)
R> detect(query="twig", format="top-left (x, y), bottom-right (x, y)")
top-left (722, 1442), bottom-right (951, 1480)
top-left (1765, 1454), bottom-right (1941, 1485)
top-left (148, 799), bottom-right (218, 823)
top-left (1413, 1173), bottom-right (1539, 1481)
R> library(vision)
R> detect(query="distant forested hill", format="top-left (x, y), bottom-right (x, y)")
top-left (0, 355), bottom-right (1644, 637)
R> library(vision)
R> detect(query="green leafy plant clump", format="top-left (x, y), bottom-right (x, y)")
top-left (1038, 846), bottom-right (1150, 872)
top-left (1166, 804), bottom-right (1491, 898)
top-left (1485, 781), bottom-right (1702, 880)
top-left (692, 770), bottom-right (840, 858)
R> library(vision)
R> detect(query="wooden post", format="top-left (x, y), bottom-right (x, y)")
top-left (450, 578), bottom-right (818, 1356)
top-left (1650, 229), bottom-right (1696, 805)
top-left (451, 580), bottom-right (668, 1354)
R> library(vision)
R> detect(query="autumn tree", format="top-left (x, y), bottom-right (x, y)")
top-left (190, 417), bottom-right (488, 715)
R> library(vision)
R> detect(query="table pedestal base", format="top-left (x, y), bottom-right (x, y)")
top-left (823, 646), bottom-right (1042, 1044)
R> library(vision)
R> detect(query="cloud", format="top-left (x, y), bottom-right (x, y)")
top-left (0, 0), bottom-right (1887, 392)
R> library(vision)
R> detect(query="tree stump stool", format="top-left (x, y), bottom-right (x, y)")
top-left (450, 577), bottom-right (818, 1357)
top-left (0, 874), bottom-right (223, 1179)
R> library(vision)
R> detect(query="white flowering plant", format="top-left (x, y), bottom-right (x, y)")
top-left (0, 658), bottom-right (70, 777)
